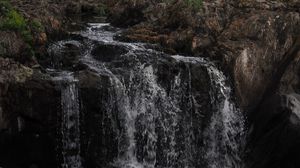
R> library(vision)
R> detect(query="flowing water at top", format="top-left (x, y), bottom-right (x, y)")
top-left (48, 23), bottom-right (245, 168)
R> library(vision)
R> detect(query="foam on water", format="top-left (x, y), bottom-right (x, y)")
top-left (49, 23), bottom-right (245, 168)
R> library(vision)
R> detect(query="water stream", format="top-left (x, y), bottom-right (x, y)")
top-left (52, 72), bottom-right (82, 168)
top-left (48, 23), bottom-right (245, 168)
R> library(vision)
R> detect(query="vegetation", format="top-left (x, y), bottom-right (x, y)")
top-left (30, 19), bottom-right (45, 33)
top-left (1, 11), bottom-right (35, 45)
top-left (0, 10), bottom-right (27, 30)
top-left (127, 0), bottom-right (203, 10)
top-left (0, 6), bottom-right (33, 44)
top-left (0, 0), bottom-right (12, 13)
top-left (0, 0), bottom-right (43, 59)
top-left (184, 0), bottom-right (203, 10)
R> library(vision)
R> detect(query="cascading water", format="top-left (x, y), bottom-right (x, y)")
top-left (204, 65), bottom-right (245, 168)
top-left (170, 56), bottom-right (245, 168)
top-left (48, 23), bottom-right (245, 168)
top-left (52, 72), bottom-right (82, 168)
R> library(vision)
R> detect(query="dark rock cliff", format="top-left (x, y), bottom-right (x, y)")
top-left (0, 58), bottom-right (59, 167)
top-left (108, 0), bottom-right (300, 110)
top-left (247, 94), bottom-right (300, 168)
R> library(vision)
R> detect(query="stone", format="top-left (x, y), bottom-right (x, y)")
top-left (0, 70), bottom-right (59, 168)
top-left (219, 10), bottom-right (300, 109)
top-left (36, 32), bottom-right (47, 45)
top-left (0, 31), bottom-right (26, 59)
top-left (247, 94), bottom-right (300, 168)
top-left (0, 58), bottom-right (33, 84)
top-left (46, 40), bottom-right (82, 70)
top-left (49, 17), bottom-right (61, 31)
top-left (91, 44), bottom-right (128, 62)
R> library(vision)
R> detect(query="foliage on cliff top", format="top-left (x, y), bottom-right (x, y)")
top-left (0, 0), bottom-right (39, 61)
top-left (183, 0), bottom-right (203, 10)
top-left (0, 0), bottom-right (12, 12)
top-left (123, 0), bottom-right (203, 10)
top-left (0, 0), bottom-right (33, 43)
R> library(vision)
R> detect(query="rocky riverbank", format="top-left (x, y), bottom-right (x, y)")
top-left (108, 0), bottom-right (300, 109)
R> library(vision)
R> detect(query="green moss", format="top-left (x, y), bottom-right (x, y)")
top-left (0, 0), bottom-right (35, 58)
top-left (0, 0), bottom-right (12, 14)
top-left (30, 19), bottom-right (45, 32)
top-left (21, 30), bottom-right (33, 44)
top-left (0, 7), bottom-right (33, 44)
top-left (0, 10), bottom-right (27, 31)
top-left (185, 0), bottom-right (203, 10)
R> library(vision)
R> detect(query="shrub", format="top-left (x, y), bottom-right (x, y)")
top-left (0, 10), bottom-right (27, 31)
top-left (30, 19), bottom-right (45, 32)
top-left (0, 10), bottom-right (34, 45)
top-left (0, 0), bottom-right (35, 58)
top-left (20, 30), bottom-right (33, 44)
top-left (0, 0), bottom-right (12, 14)
top-left (185, 0), bottom-right (203, 10)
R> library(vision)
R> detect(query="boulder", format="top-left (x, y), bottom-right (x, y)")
top-left (0, 31), bottom-right (27, 60)
top-left (46, 40), bottom-right (82, 70)
top-left (0, 58), bottom-right (33, 84)
top-left (78, 70), bottom-right (119, 168)
top-left (0, 69), bottom-right (60, 168)
top-left (247, 94), bottom-right (300, 168)
top-left (219, 10), bottom-right (300, 109)
top-left (91, 44), bottom-right (128, 62)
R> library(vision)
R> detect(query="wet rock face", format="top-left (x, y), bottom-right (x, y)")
top-left (79, 71), bottom-right (119, 168)
top-left (0, 72), bottom-right (60, 168)
top-left (0, 58), bottom-right (33, 133)
top-left (91, 44), bottom-right (128, 62)
top-left (248, 94), bottom-right (300, 168)
top-left (46, 40), bottom-right (83, 70)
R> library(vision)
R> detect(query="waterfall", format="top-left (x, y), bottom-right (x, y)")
top-left (48, 23), bottom-right (245, 168)
top-left (171, 56), bottom-right (245, 168)
top-left (204, 66), bottom-right (245, 168)
top-left (53, 73), bottom-right (82, 168)
top-left (105, 64), bottom-right (185, 168)
top-left (110, 65), bottom-right (161, 168)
